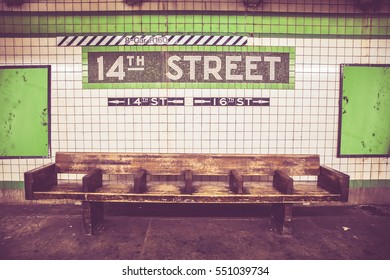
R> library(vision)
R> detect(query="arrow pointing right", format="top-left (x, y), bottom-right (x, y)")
top-left (193, 99), bottom-right (211, 105)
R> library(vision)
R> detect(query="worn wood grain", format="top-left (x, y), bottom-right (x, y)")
top-left (33, 190), bottom-right (340, 203)
top-left (55, 152), bottom-right (320, 176)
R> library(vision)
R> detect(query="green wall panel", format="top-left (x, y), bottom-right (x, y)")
top-left (0, 66), bottom-right (50, 158)
top-left (339, 65), bottom-right (390, 157)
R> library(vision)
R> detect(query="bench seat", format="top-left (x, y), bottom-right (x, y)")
top-left (32, 180), bottom-right (340, 203)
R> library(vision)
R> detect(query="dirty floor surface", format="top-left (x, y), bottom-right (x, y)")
top-left (0, 204), bottom-right (389, 260)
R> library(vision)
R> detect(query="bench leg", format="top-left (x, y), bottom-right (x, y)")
top-left (82, 201), bottom-right (104, 235)
top-left (271, 203), bottom-right (293, 235)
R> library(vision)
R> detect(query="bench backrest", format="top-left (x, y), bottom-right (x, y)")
top-left (55, 152), bottom-right (320, 176)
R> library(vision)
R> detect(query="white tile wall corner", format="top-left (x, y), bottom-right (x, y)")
top-left (0, 36), bottom-right (390, 182)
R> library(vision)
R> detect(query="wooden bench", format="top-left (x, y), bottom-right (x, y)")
top-left (24, 152), bottom-right (349, 235)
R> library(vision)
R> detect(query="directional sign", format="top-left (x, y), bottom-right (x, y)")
top-left (108, 97), bottom-right (184, 106)
top-left (193, 97), bottom-right (270, 106)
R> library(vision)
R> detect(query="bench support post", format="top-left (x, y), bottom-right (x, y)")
top-left (184, 170), bottom-right (194, 194)
top-left (229, 170), bottom-right (244, 194)
top-left (82, 201), bottom-right (104, 235)
top-left (271, 203), bottom-right (293, 235)
top-left (134, 169), bottom-right (147, 193)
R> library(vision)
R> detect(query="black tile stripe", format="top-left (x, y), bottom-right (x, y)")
top-left (212, 36), bottom-right (223, 45)
top-left (86, 36), bottom-right (99, 46)
top-left (183, 35), bottom-right (195, 45)
top-left (193, 36), bottom-right (204, 45)
top-left (222, 36), bottom-right (234, 46)
top-left (203, 36), bottom-right (214, 45)
top-left (57, 36), bottom-right (69, 46)
top-left (115, 35), bottom-right (127, 45)
top-left (166, 35), bottom-right (175, 43)
top-left (76, 36), bottom-right (89, 46)
top-left (96, 36), bottom-right (107, 46)
top-left (232, 36), bottom-right (244, 46)
top-left (174, 35), bottom-right (185, 45)
top-left (67, 36), bottom-right (79, 46)
top-left (105, 36), bottom-right (116, 46)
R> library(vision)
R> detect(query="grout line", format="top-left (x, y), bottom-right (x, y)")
top-left (139, 219), bottom-right (152, 259)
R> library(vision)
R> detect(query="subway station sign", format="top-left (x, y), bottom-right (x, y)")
top-left (83, 47), bottom-right (295, 89)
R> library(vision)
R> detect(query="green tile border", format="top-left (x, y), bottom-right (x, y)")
top-left (82, 45), bottom-right (295, 89)
top-left (0, 181), bottom-right (24, 189)
top-left (0, 14), bottom-right (389, 38)
top-left (350, 180), bottom-right (390, 188)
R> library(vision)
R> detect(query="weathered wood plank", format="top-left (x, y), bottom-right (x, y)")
top-left (24, 163), bottom-right (57, 200)
top-left (184, 170), bottom-right (194, 194)
top-left (45, 180), bottom-right (338, 196)
top-left (134, 169), bottom-right (147, 193)
top-left (33, 191), bottom-right (341, 203)
top-left (318, 165), bottom-right (350, 202)
top-left (273, 170), bottom-right (293, 194)
top-left (82, 169), bottom-right (102, 192)
top-left (55, 152), bottom-right (320, 176)
top-left (229, 169), bottom-right (244, 194)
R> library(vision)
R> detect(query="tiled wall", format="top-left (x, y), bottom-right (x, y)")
top-left (1, 0), bottom-right (390, 14)
top-left (0, 0), bottom-right (390, 202)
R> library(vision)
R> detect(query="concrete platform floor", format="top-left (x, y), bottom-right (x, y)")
top-left (0, 203), bottom-right (390, 260)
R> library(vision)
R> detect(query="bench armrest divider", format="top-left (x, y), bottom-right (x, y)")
top-left (24, 163), bottom-right (57, 200)
top-left (134, 169), bottom-right (147, 193)
top-left (318, 165), bottom-right (350, 202)
top-left (273, 170), bottom-right (293, 194)
top-left (229, 170), bottom-right (244, 194)
top-left (184, 170), bottom-right (194, 194)
top-left (82, 169), bottom-right (103, 192)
